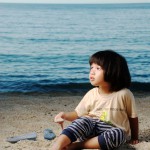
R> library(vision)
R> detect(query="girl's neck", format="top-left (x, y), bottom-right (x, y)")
top-left (98, 85), bottom-right (112, 95)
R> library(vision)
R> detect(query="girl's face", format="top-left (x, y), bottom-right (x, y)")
top-left (89, 63), bottom-right (107, 87)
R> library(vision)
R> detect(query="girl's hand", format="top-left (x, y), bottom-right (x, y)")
top-left (129, 139), bottom-right (139, 145)
top-left (54, 112), bottom-right (65, 130)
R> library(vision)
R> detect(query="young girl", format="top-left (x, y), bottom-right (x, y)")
top-left (51, 50), bottom-right (139, 150)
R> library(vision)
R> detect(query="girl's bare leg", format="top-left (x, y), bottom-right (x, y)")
top-left (64, 136), bottom-right (100, 150)
top-left (51, 134), bottom-right (71, 150)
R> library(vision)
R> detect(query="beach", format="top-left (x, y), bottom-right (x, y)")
top-left (0, 91), bottom-right (150, 150)
top-left (0, 3), bottom-right (150, 150)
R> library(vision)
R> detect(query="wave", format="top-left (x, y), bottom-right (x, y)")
top-left (0, 82), bottom-right (149, 94)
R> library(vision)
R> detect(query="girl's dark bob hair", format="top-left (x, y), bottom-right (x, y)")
top-left (89, 50), bottom-right (131, 91)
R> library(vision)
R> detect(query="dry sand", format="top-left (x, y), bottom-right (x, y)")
top-left (0, 92), bottom-right (150, 150)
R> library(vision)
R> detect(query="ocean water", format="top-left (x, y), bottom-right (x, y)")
top-left (0, 3), bottom-right (150, 93)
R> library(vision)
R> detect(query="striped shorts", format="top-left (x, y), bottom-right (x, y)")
top-left (61, 117), bottom-right (126, 150)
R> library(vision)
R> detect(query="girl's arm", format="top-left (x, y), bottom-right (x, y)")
top-left (61, 111), bottom-right (79, 121)
top-left (54, 111), bottom-right (78, 122)
top-left (129, 117), bottom-right (139, 144)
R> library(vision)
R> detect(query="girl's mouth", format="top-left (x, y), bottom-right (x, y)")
top-left (90, 77), bottom-right (94, 81)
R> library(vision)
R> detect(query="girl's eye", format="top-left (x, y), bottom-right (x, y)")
top-left (90, 66), bottom-right (93, 70)
top-left (90, 66), bottom-right (101, 70)
top-left (97, 67), bottom-right (101, 70)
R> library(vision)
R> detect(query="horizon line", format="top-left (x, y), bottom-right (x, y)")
top-left (0, 2), bottom-right (150, 4)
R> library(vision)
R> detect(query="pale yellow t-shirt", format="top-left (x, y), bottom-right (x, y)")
top-left (75, 88), bottom-right (138, 136)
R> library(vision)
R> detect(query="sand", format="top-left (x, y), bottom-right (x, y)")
top-left (0, 92), bottom-right (150, 150)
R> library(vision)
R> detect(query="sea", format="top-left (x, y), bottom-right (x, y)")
top-left (0, 3), bottom-right (150, 93)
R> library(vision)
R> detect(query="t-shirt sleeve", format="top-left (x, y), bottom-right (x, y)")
top-left (125, 90), bottom-right (138, 118)
top-left (75, 90), bottom-right (92, 117)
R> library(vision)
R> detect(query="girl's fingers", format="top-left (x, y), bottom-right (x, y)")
top-left (54, 117), bottom-right (64, 123)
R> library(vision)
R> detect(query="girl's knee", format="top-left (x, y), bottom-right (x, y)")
top-left (62, 117), bottom-right (94, 142)
top-left (98, 128), bottom-right (126, 150)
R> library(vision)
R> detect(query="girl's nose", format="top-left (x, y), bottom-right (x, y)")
top-left (90, 70), bottom-right (95, 75)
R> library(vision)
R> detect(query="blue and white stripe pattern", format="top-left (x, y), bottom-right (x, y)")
top-left (62, 117), bottom-right (126, 150)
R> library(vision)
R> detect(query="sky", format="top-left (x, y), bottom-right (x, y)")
top-left (0, 0), bottom-right (150, 4)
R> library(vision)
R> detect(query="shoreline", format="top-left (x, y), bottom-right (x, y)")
top-left (0, 91), bottom-right (150, 149)
top-left (1, 81), bottom-right (150, 94)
